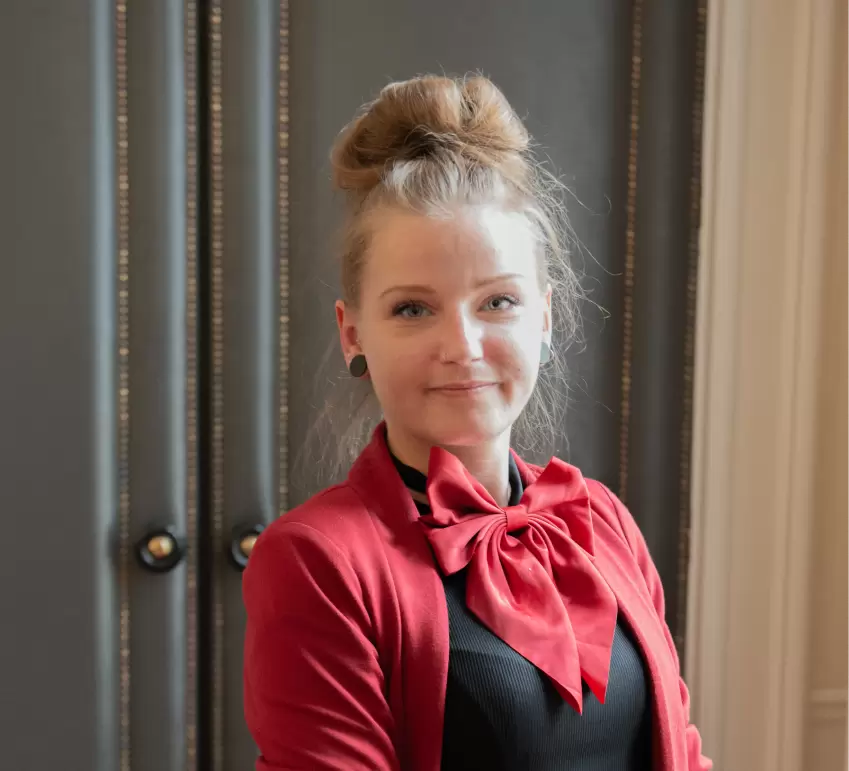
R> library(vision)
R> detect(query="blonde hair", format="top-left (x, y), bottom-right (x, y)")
top-left (304, 74), bottom-right (585, 483)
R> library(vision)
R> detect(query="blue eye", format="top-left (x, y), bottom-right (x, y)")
top-left (483, 294), bottom-right (520, 312)
top-left (393, 301), bottom-right (430, 319)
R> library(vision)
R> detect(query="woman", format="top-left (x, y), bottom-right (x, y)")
top-left (243, 74), bottom-right (712, 771)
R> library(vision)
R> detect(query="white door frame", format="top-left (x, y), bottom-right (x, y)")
top-left (686, 0), bottom-right (844, 768)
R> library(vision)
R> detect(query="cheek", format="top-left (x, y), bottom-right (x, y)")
top-left (494, 339), bottom-right (539, 386)
top-left (487, 322), bottom-right (542, 381)
top-left (363, 332), bottom-right (427, 391)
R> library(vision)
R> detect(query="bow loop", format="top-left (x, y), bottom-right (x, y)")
top-left (419, 446), bottom-right (618, 713)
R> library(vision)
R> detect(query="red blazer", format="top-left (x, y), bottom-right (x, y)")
top-left (243, 427), bottom-right (712, 771)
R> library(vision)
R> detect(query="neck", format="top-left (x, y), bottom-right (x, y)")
top-left (386, 425), bottom-right (513, 507)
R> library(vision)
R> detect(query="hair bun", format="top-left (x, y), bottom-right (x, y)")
top-left (331, 75), bottom-right (531, 194)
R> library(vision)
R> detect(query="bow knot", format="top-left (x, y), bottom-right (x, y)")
top-left (504, 506), bottom-right (529, 533)
top-left (420, 447), bottom-right (618, 713)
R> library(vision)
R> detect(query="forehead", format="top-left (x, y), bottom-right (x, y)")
top-left (362, 205), bottom-right (539, 290)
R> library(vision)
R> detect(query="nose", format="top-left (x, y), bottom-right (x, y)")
top-left (438, 310), bottom-right (484, 364)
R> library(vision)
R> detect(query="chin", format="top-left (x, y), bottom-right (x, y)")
top-left (420, 409), bottom-right (511, 449)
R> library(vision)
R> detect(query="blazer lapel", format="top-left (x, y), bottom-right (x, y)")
top-left (591, 517), bottom-right (687, 771)
top-left (348, 425), bottom-right (450, 771)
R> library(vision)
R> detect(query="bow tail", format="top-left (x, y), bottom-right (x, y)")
top-left (465, 543), bottom-right (590, 713)
top-left (549, 538), bottom-right (619, 706)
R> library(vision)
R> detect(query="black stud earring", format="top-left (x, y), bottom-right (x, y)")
top-left (540, 341), bottom-right (552, 365)
top-left (348, 354), bottom-right (368, 378)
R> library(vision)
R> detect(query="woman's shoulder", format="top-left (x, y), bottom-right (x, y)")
top-left (243, 482), bottom-right (394, 639)
top-left (583, 476), bottom-right (634, 542)
top-left (570, 469), bottom-right (657, 585)
top-left (250, 481), bottom-right (381, 575)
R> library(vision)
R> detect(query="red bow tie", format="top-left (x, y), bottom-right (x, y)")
top-left (420, 447), bottom-right (618, 713)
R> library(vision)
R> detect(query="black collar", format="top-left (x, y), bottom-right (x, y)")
top-left (389, 449), bottom-right (525, 507)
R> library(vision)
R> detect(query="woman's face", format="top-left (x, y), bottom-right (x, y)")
top-left (336, 205), bottom-right (551, 452)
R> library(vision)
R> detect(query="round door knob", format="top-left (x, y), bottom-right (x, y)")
top-left (229, 523), bottom-right (265, 571)
top-left (239, 533), bottom-right (259, 558)
top-left (147, 535), bottom-right (174, 559)
top-left (136, 527), bottom-right (185, 573)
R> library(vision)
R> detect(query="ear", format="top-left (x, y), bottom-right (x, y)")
top-left (335, 300), bottom-right (361, 364)
top-left (542, 284), bottom-right (553, 345)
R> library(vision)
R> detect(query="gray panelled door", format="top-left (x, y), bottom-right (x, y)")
top-left (0, 0), bottom-right (704, 769)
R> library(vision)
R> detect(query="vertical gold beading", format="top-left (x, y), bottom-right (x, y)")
top-left (209, 2), bottom-right (224, 769)
top-left (278, 1), bottom-right (290, 516)
top-left (619, 0), bottom-right (644, 503)
top-left (115, 3), bottom-right (131, 769)
top-left (184, 0), bottom-right (199, 765)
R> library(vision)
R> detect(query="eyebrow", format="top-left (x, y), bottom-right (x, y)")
top-left (378, 273), bottom-right (526, 299)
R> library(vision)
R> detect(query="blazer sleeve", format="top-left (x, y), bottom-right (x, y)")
top-left (600, 484), bottom-right (713, 771)
top-left (242, 520), bottom-right (400, 771)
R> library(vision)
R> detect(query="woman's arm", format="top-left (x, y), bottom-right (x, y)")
top-left (600, 485), bottom-right (714, 771)
top-left (243, 521), bottom-right (400, 771)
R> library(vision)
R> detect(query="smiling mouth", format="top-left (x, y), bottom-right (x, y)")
top-left (429, 382), bottom-right (498, 393)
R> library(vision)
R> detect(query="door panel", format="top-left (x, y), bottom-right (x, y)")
top-left (0, 1), bottom-right (120, 769)
top-left (215, 1), bottom-right (282, 768)
top-left (126, 1), bottom-right (197, 769)
top-left (621, 0), bottom-right (705, 647)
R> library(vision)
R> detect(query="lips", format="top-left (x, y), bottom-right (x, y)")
top-left (429, 382), bottom-right (497, 393)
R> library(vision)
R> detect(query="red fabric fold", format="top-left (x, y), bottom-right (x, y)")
top-left (419, 446), bottom-right (619, 714)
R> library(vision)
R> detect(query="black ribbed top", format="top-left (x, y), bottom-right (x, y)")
top-left (391, 452), bottom-right (653, 771)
